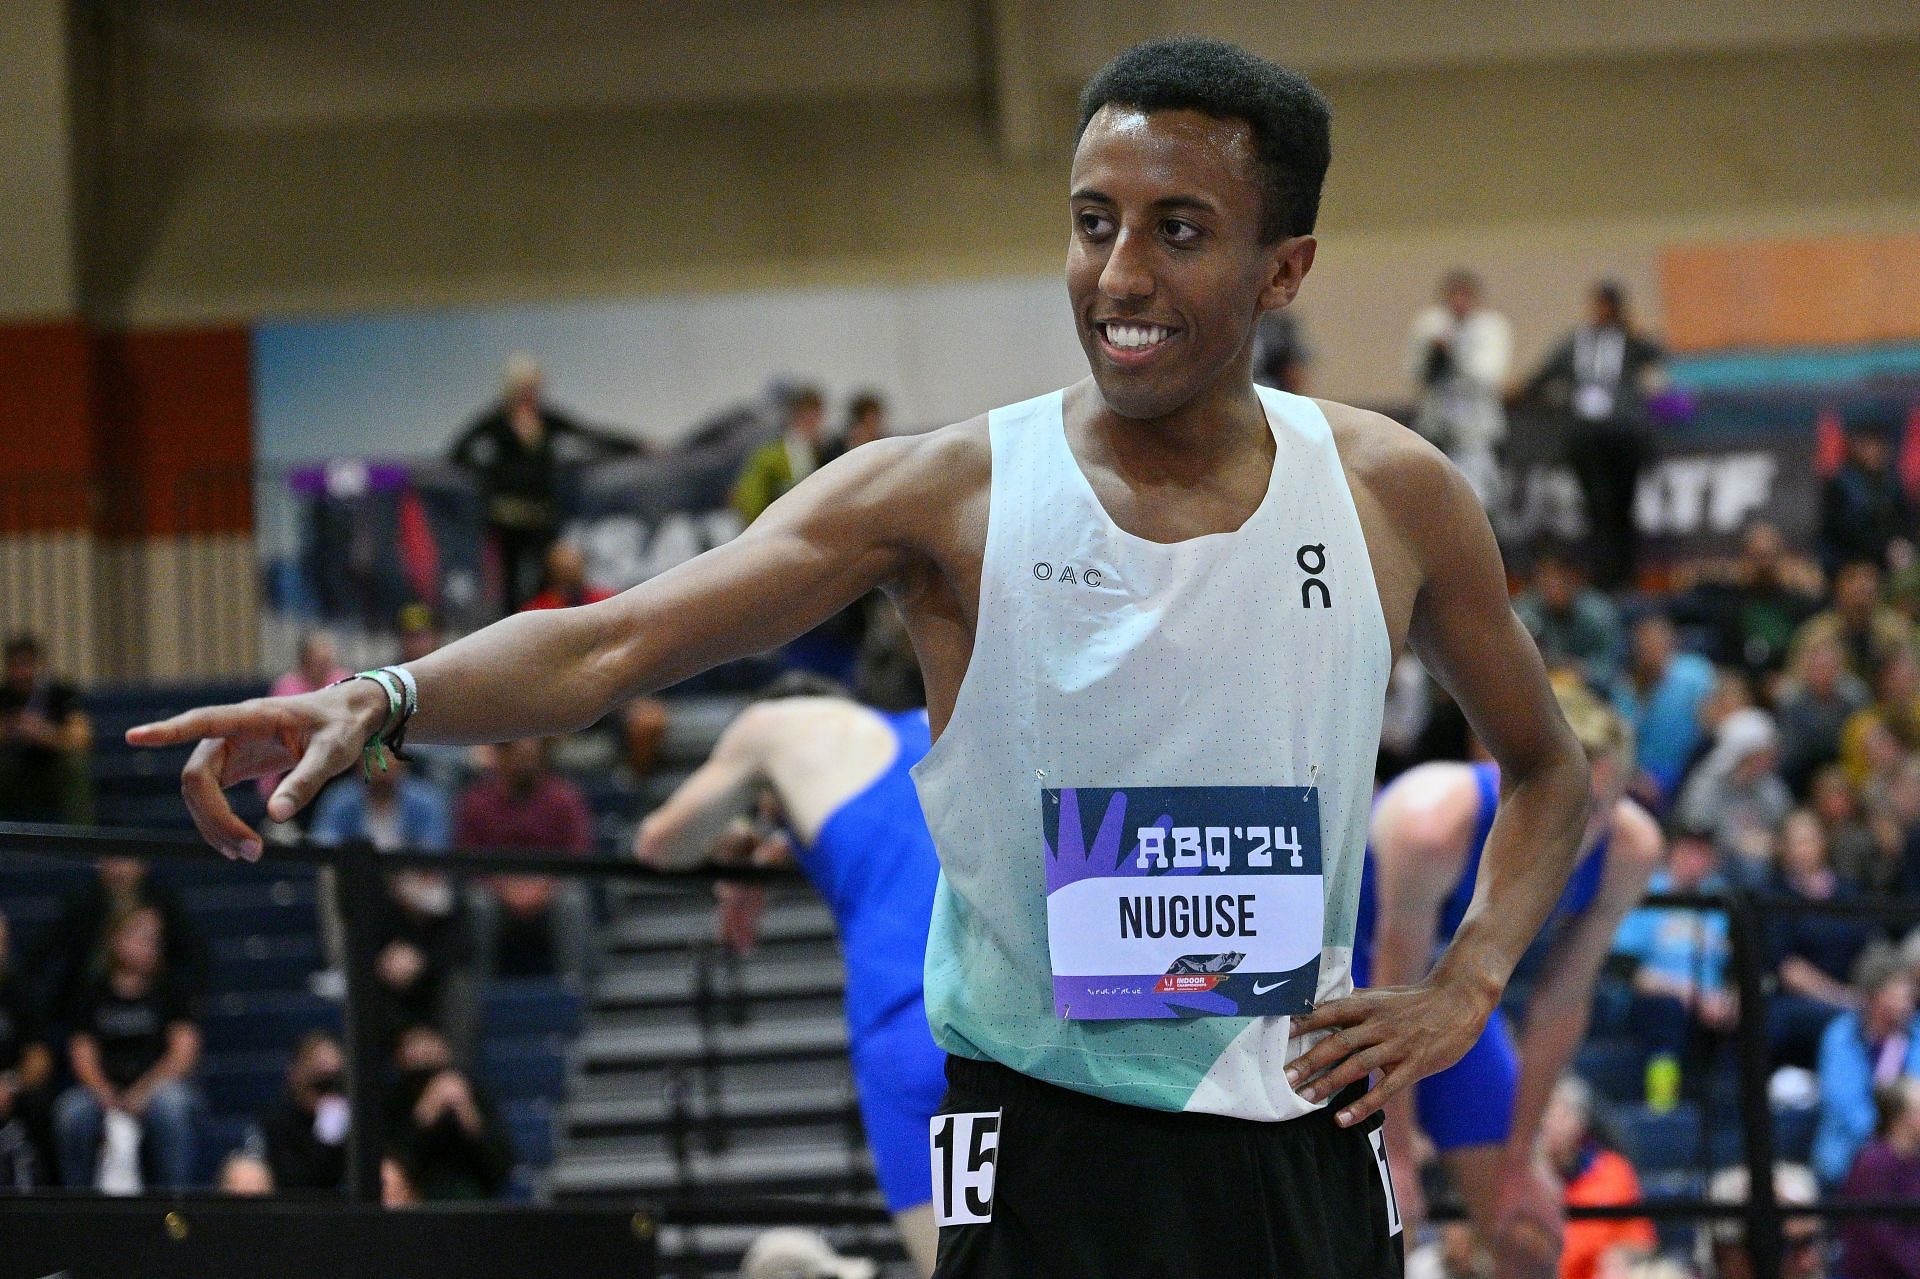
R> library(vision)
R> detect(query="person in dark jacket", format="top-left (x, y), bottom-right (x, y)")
top-left (255, 1030), bottom-right (350, 1192)
top-left (448, 354), bottom-right (640, 611)
top-left (29, 857), bottom-right (207, 1025)
top-left (1522, 281), bottom-right (1668, 591)
top-left (382, 1025), bottom-right (511, 1201)
top-left (1838, 1078), bottom-right (1920, 1279)
top-left (1821, 411), bottom-right (1915, 577)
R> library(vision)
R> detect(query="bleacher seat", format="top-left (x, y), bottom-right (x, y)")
top-left (1775, 1105), bottom-right (1817, 1163)
top-left (210, 932), bottom-right (323, 996)
top-left (193, 1113), bottom-right (257, 1184)
top-left (202, 989), bottom-right (342, 1053)
top-left (1589, 978), bottom-right (1634, 1038)
top-left (481, 1035), bottom-right (569, 1102)
top-left (482, 978), bottom-right (584, 1039)
top-left (181, 877), bottom-right (320, 937)
top-left (201, 1050), bottom-right (291, 1116)
top-left (503, 1096), bottom-right (557, 1167)
top-left (1575, 1037), bottom-right (1644, 1103)
top-left (1608, 1101), bottom-right (1701, 1173)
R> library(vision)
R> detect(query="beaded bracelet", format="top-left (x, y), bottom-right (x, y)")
top-left (332, 666), bottom-right (418, 779)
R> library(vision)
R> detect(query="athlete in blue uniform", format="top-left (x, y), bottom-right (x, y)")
top-left (634, 688), bottom-right (944, 1276)
top-left (1354, 684), bottom-right (1661, 1279)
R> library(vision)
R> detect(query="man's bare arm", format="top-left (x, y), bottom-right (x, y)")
top-left (1289, 430), bottom-right (1590, 1126)
top-left (633, 714), bottom-right (768, 871)
top-left (130, 428), bottom-right (971, 859)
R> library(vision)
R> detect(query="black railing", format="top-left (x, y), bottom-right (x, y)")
top-left (5, 823), bottom-right (1920, 1279)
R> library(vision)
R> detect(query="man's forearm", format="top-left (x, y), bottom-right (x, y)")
top-left (398, 606), bottom-right (630, 746)
top-left (1429, 753), bottom-right (1591, 1004)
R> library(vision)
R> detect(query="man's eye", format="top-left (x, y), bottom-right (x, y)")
top-left (1164, 219), bottom-right (1201, 243)
top-left (1077, 211), bottom-right (1111, 236)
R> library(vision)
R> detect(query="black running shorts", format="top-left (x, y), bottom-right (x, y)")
top-left (930, 1055), bottom-right (1405, 1279)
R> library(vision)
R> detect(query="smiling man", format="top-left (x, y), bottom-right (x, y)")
top-left (132, 38), bottom-right (1589, 1278)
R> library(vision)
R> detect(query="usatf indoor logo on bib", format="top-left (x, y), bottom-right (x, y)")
top-left (1041, 785), bottom-right (1324, 1020)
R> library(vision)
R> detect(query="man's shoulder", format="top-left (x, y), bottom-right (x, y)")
top-left (1316, 399), bottom-right (1458, 498)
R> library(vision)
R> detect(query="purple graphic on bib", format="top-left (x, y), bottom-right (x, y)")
top-left (1043, 786), bottom-right (1324, 1020)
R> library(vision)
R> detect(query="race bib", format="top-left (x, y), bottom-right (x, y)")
top-left (931, 1111), bottom-right (1001, 1226)
top-left (1043, 785), bottom-right (1324, 1020)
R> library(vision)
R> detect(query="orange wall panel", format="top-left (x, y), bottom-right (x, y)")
top-left (1662, 233), bottom-right (1920, 353)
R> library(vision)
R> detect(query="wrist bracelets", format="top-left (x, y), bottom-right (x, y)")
top-left (332, 666), bottom-right (419, 779)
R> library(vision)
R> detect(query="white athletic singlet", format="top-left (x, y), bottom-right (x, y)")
top-left (911, 385), bottom-right (1391, 1120)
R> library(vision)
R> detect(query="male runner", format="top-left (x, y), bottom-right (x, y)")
top-left (1355, 684), bottom-right (1661, 1277)
top-left (132, 37), bottom-right (1592, 1277)
top-left (632, 687), bottom-right (944, 1275)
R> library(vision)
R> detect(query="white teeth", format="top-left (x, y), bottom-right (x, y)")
top-left (1104, 323), bottom-right (1171, 350)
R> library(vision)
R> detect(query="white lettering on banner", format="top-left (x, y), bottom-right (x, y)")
top-left (1046, 874), bottom-right (1323, 976)
top-left (1636, 452), bottom-right (1777, 536)
top-left (931, 1111), bottom-right (1001, 1226)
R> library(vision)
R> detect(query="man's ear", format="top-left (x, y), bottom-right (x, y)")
top-left (1259, 235), bottom-right (1317, 312)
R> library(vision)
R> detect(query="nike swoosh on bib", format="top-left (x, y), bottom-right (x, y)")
top-left (1251, 979), bottom-right (1289, 996)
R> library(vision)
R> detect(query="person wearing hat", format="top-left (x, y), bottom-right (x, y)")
top-left (1819, 407), bottom-right (1915, 578)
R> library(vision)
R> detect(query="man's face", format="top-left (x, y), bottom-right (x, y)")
top-left (1444, 283), bottom-right (1477, 320)
top-left (1850, 433), bottom-right (1890, 472)
top-left (1067, 106), bottom-right (1308, 422)
top-left (1669, 836), bottom-right (1716, 889)
top-left (790, 403), bottom-right (824, 445)
top-left (1836, 563), bottom-right (1881, 618)
top-left (4, 650), bottom-right (37, 693)
top-left (1537, 561), bottom-right (1577, 611)
top-left (1631, 618), bottom-right (1674, 672)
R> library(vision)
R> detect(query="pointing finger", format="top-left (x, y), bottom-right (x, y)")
top-left (127, 703), bottom-right (261, 748)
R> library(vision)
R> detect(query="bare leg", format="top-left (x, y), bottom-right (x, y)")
top-left (894, 1203), bottom-right (937, 1278)
top-left (1444, 1143), bottom-right (1562, 1279)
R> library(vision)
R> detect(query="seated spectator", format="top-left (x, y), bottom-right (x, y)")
top-left (1675, 668), bottom-right (1758, 800)
top-left (1815, 766), bottom-right (1882, 890)
top-left (55, 906), bottom-right (205, 1189)
top-left (217, 1150), bottom-right (275, 1196)
top-left (1792, 560), bottom-right (1911, 686)
top-left (1727, 521), bottom-right (1825, 689)
top-left (381, 1151), bottom-right (421, 1206)
top-left (1615, 614), bottom-right (1716, 803)
top-left (1840, 649), bottom-right (1920, 790)
top-left (1838, 1078), bottom-right (1920, 1279)
top-left (29, 855), bottom-right (207, 1025)
top-left (1613, 819), bottom-right (1736, 1101)
top-left (1820, 411), bottom-right (1914, 577)
top-left (1772, 811), bottom-right (1879, 1069)
top-left (0, 631), bottom-right (94, 824)
top-left (368, 865), bottom-right (473, 1058)
top-left (255, 1030), bottom-right (350, 1192)
top-left (731, 384), bottom-right (826, 526)
top-left (823, 390), bottom-right (889, 463)
top-left (620, 697), bottom-right (672, 788)
top-left (518, 540), bottom-right (613, 612)
top-left (0, 908), bottom-right (53, 1189)
top-left (1813, 950), bottom-right (1920, 1188)
top-left (1675, 709), bottom-right (1792, 885)
top-left (1540, 1075), bottom-right (1656, 1279)
top-left (310, 753), bottom-right (451, 854)
top-left (383, 1025), bottom-right (511, 1201)
top-left (1779, 639), bottom-right (1874, 797)
top-left (454, 738), bottom-right (595, 984)
top-left (1514, 543), bottom-right (1627, 695)
top-left (1699, 1163), bottom-right (1824, 1279)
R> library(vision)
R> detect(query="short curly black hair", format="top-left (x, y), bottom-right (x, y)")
top-left (1076, 37), bottom-right (1333, 242)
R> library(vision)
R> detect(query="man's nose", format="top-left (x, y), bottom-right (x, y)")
top-left (1099, 228), bottom-right (1156, 301)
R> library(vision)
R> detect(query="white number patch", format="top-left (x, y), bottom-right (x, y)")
top-left (1368, 1129), bottom-right (1402, 1237)
top-left (930, 1110), bottom-right (1002, 1226)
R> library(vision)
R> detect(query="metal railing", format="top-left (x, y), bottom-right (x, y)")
top-left (3, 823), bottom-right (1920, 1279)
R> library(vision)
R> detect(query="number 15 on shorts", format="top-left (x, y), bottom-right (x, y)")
top-left (930, 1111), bottom-right (1001, 1226)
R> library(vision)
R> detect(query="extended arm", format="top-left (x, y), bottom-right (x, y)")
top-left (633, 714), bottom-right (767, 871)
top-left (131, 434), bottom-right (947, 860)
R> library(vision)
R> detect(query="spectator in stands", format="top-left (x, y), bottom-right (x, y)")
top-left (254, 1030), bottom-right (350, 1192)
top-left (449, 353), bottom-right (640, 611)
top-left (1615, 614), bottom-right (1716, 803)
top-left (1821, 410), bottom-right (1915, 578)
top-left (0, 908), bottom-right (52, 1188)
top-left (1700, 1163), bottom-right (1825, 1279)
top-left (731, 384), bottom-right (826, 526)
top-left (1813, 950), bottom-right (1920, 1189)
top-left (30, 855), bottom-right (207, 1024)
top-left (1779, 640), bottom-right (1874, 797)
top-left (1730, 522), bottom-right (1826, 689)
top-left (217, 1151), bottom-right (275, 1195)
top-left (1540, 1075), bottom-right (1656, 1279)
top-left (1406, 269), bottom-right (1512, 506)
top-left (310, 750), bottom-right (451, 856)
top-left (1840, 649), bottom-right (1920, 790)
top-left (368, 863), bottom-right (473, 1058)
top-left (397, 602), bottom-right (440, 664)
top-left (620, 696), bottom-right (671, 788)
top-left (1772, 811), bottom-right (1878, 1069)
top-left (1793, 561), bottom-right (1912, 686)
top-left (454, 738), bottom-right (595, 984)
top-left (383, 1024), bottom-right (511, 1201)
top-left (0, 631), bottom-right (94, 824)
top-left (1514, 542), bottom-right (1628, 694)
top-left (1819, 766), bottom-right (1894, 892)
top-left (381, 1151), bottom-right (420, 1206)
top-left (1613, 818), bottom-right (1736, 1103)
top-left (518, 540), bottom-right (613, 612)
top-left (1838, 1077), bottom-right (1920, 1279)
top-left (1253, 307), bottom-right (1311, 393)
top-left (55, 906), bottom-right (205, 1189)
top-left (1521, 281), bottom-right (1668, 591)
top-left (1676, 708), bottom-right (1792, 884)
top-left (828, 390), bottom-right (889, 460)
top-left (272, 630), bottom-right (348, 700)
